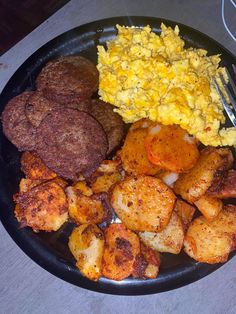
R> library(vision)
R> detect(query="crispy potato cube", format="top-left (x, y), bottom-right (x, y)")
top-left (145, 124), bottom-right (199, 172)
top-left (120, 120), bottom-right (160, 176)
top-left (184, 206), bottom-right (236, 263)
top-left (68, 224), bottom-right (104, 281)
top-left (21, 151), bottom-right (57, 180)
top-left (194, 195), bottom-right (222, 221)
top-left (174, 147), bottom-right (233, 203)
top-left (132, 243), bottom-right (160, 279)
top-left (174, 199), bottom-right (196, 230)
top-left (14, 182), bottom-right (68, 232)
top-left (91, 160), bottom-right (122, 194)
top-left (139, 212), bottom-right (184, 254)
top-left (66, 186), bottom-right (106, 224)
top-left (111, 175), bottom-right (176, 232)
top-left (102, 223), bottom-right (140, 281)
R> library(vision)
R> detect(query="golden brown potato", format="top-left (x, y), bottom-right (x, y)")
top-left (111, 176), bottom-right (176, 232)
top-left (145, 124), bottom-right (199, 172)
top-left (68, 224), bottom-right (104, 281)
top-left (174, 147), bottom-right (233, 203)
top-left (73, 181), bottom-right (93, 196)
top-left (66, 186), bottom-right (106, 225)
top-left (184, 206), bottom-right (236, 263)
top-left (132, 243), bottom-right (160, 279)
top-left (139, 212), bottom-right (184, 254)
top-left (102, 223), bottom-right (140, 281)
top-left (194, 195), bottom-right (222, 221)
top-left (120, 120), bottom-right (160, 176)
top-left (91, 160), bottom-right (122, 194)
top-left (21, 151), bottom-right (57, 180)
top-left (174, 199), bottom-right (196, 230)
top-left (14, 182), bottom-right (68, 232)
top-left (19, 178), bottom-right (42, 193)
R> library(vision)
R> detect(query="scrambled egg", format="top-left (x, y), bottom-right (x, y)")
top-left (97, 24), bottom-right (236, 146)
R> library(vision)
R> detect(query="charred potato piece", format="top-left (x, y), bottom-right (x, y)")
top-left (111, 176), bottom-right (176, 232)
top-left (68, 224), bottom-right (104, 281)
top-left (66, 186), bottom-right (106, 224)
top-left (174, 147), bottom-right (233, 203)
top-left (194, 195), bottom-right (222, 221)
top-left (174, 199), bottom-right (196, 230)
top-left (132, 243), bottom-right (160, 279)
top-left (102, 223), bottom-right (140, 281)
top-left (120, 120), bottom-right (160, 176)
top-left (91, 160), bottom-right (122, 194)
top-left (21, 151), bottom-right (57, 180)
top-left (139, 212), bottom-right (184, 254)
top-left (14, 182), bottom-right (68, 232)
top-left (184, 206), bottom-right (236, 263)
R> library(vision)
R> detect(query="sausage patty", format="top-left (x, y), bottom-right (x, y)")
top-left (90, 100), bottom-right (125, 155)
top-left (1, 92), bottom-right (38, 151)
top-left (36, 108), bottom-right (108, 180)
top-left (36, 56), bottom-right (99, 104)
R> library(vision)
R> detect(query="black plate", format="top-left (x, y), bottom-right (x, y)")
top-left (0, 16), bottom-right (235, 295)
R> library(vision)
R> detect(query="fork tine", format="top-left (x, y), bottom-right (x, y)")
top-left (219, 73), bottom-right (236, 111)
top-left (225, 67), bottom-right (236, 97)
top-left (213, 78), bottom-right (236, 127)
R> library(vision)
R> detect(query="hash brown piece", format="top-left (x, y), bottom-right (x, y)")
top-left (90, 100), bottom-right (125, 155)
top-left (36, 56), bottom-right (98, 104)
top-left (1, 92), bottom-right (38, 151)
top-left (36, 108), bottom-right (108, 180)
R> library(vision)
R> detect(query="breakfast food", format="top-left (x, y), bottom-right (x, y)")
top-left (97, 24), bottom-right (236, 146)
top-left (2, 92), bottom-right (37, 151)
top-left (36, 108), bottom-right (108, 180)
top-left (36, 55), bottom-right (99, 104)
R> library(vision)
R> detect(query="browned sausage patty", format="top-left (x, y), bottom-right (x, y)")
top-left (1, 92), bottom-right (38, 151)
top-left (36, 56), bottom-right (99, 104)
top-left (36, 108), bottom-right (108, 180)
top-left (25, 92), bottom-right (92, 127)
top-left (90, 100), bottom-right (125, 155)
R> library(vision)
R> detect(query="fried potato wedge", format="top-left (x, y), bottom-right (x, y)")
top-left (14, 182), bottom-right (68, 232)
top-left (68, 224), bottom-right (104, 281)
top-left (194, 195), bottom-right (222, 221)
top-left (66, 186), bottom-right (106, 224)
top-left (91, 160), bottom-right (122, 194)
top-left (207, 170), bottom-right (236, 199)
top-left (132, 243), bottom-right (160, 279)
top-left (111, 176), bottom-right (176, 232)
top-left (21, 151), bottom-right (57, 180)
top-left (102, 223), bottom-right (140, 281)
top-left (139, 212), bottom-right (184, 254)
top-left (184, 206), bottom-right (236, 263)
top-left (145, 124), bottom-right (199, 172)
top-left (174, 147), bottom-right (233, 203)
top-left (174, 199), bottom-right (196, 230)
top-left (120, 120), bottom-right (160, 176)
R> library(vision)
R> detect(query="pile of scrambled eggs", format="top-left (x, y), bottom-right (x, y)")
top-left (97, 24), bottom-right (236, 146)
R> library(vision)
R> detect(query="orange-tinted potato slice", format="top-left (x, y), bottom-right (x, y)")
top-left (102, 223), bottom-right (140, 281)
top-left (145, 124), bottom-right (199, 172)
top-left (111, 175), bottom-right (176, 232)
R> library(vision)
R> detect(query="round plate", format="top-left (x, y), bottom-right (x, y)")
top-left (0, 16), bottom-right (235, 295)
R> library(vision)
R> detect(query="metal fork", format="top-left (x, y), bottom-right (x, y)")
top-left (213, 64), bottom-right (236, 127)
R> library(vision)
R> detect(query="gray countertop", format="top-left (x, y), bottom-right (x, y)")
top-left (0, 1), bottom-right (235, 313)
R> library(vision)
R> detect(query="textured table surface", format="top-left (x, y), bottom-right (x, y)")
top-left (0, 1), bottom-right (236, 313)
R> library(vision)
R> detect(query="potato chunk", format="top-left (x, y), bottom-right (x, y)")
top-left (68, 224), bottom-right (104, 281)
top-left (14, 182), bottom-right (68, 232)
top-left (120, 120), bottom-right (160, 175)
top-left (194, 195), bottom-right (222, 221)
top-left (111, 176), bottom-right (176, 232)
top-left (174, 199), bottom-right (196, 230)
top-left (139, 212), bottom-right (184, 254)
top-left (102, 223), bottom-right (140, 281)
top-left (145, 124), bottom-right (199, 172)
top-left (21, 151), bottom-right (57, 180)
top-left (207, 170), bottom-right (236, 199)
top-left (174, 147), bottom-right (233, 203)
top-left (66, 186), bottom-right (106, 225)
top-left (184, 206), bottom-right (236, 263)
